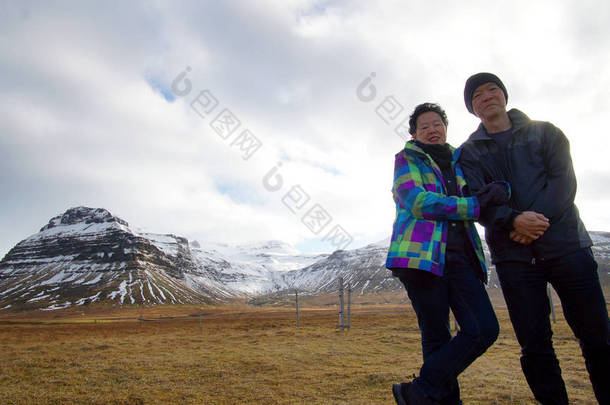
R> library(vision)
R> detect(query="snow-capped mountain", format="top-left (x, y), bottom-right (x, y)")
top-left (590, 231), bottom-right (610, 287)
top-left (591, 232), bottom-right (610, 259)
top-left (0, 207), bottom-right (234, 310)
top-left (1, 207), bottom-right (608, 311)
top-left (187, 240), bottom-right (327, 295)
top-left (279, 239), bottom-right (400, 294)
top-left (0, 207), bottom-right (327, 310)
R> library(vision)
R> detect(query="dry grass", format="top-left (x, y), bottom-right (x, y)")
top-left (0, 304), bottom-right (599, 404)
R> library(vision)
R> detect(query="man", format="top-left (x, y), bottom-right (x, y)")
top-left (459, 72), bottom-right (609, 404)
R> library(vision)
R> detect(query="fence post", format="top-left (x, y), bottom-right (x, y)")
top-left (347, 283), bottom-right (351, 330)
top-left (295, 289), bottom-right (300, 328)
top-left (338, 277), bottom-right (345, 330)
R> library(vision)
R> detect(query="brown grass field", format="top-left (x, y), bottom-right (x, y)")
top-left (0, 298), bottom-right (600, 404)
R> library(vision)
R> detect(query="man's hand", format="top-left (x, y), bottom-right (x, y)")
top-left (510, 230), bottom-right (535, 245)
top-left (513, 211), bottom-right (550, 239)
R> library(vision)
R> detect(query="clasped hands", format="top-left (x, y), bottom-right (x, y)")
top-left (510, 211), bottom-right (549, 245)
top-left (475, 183), bottom-right (549, 245)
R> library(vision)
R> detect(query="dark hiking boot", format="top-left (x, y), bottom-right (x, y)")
top-left (407, 382), bottom-right (440, 405)
top-left (394, 380), bottom-right (451, 405)
top-left (392, 382), bottom-right (410, 405)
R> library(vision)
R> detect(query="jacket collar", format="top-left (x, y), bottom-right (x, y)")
top-left (403, 140), bottom-right (456, 156)
top-left (468, 108), bottom-right (532, 141)
top-left (402, 140), bottom-right (460, 170)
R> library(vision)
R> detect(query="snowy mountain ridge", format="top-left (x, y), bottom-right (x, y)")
top-left (1, 207), bottom-right (608, 311)
top-left (0, 207), bottom-right (235, 310)
top-left (0, 207), bottom-right (332, 309)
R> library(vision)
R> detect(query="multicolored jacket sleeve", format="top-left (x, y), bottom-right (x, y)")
top-left (393, 150), bottom-right (480, 221)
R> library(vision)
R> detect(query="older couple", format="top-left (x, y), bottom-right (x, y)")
top-left (387, 73), bottom-right (609, 405)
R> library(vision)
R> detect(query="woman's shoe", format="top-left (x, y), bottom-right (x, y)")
top-left (392, 382), bottom-right (410, 405)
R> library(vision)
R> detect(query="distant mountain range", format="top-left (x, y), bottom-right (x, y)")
top-left (1, 207), bottom-right (609, 310)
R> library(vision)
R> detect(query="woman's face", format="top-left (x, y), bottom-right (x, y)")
top-left (414, 111), bottom-right (447, 145)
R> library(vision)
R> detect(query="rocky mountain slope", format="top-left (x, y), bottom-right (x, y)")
top-left (278, 239), bottom-right (401, 295)
top-left (0, 208), bottom-right (233, 310)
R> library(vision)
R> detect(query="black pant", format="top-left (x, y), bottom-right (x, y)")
top-left (400, 252), bottom-right (499, 403)
top-left (496, 248), bottom-right (610, 404)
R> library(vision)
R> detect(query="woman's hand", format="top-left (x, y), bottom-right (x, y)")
top-left (475, 182), bottom-right (509, 208)
top-left (509, 230), bottom-right (536, 245)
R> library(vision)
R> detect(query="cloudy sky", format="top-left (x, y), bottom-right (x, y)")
top-left (1, 0), bottom-right (609, 258)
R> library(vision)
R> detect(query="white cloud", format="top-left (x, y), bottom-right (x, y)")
top-left (1, 0), bottom-right (609, 259)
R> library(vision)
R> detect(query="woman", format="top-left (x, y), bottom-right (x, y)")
top-left (386, 103), bottom-right (509, 405)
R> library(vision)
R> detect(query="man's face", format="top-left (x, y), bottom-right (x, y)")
top-left (471, 82), bottom-right (507, 120)
top-left (414, 111), bottom-right (447, 145)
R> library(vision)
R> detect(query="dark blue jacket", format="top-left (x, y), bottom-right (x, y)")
top-left (459, 109), bottom-right (592, 264)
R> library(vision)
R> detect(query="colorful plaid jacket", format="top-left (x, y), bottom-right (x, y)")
top-left (385, 141), bottom-right (487, 278)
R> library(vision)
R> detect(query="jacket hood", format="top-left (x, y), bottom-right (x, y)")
top-left (468, 108), bottom-right (531, 141)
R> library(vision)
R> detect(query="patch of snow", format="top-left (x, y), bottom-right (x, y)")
top-left (41, 302), bottom-right (72, 311)
top-left (82, 272), bottom-right (103, 285)
top-left (40, 270), bottom-right (66, 285)
top-left (5, 255), bottom-right (78, 265)
top-left (156, 285), bottom-right (167, 301)
top-left (29, 220), bottom-right (131, 242)
top-left (76, 292), bottom-right (102, 306)
top-left (118, 280), bottom-right (127, 304)
top-left (27, 294), bottom-right (50, 303)
top-left (147, 280), bottom-right (157, 301)
top-left (0, 283), bottom-right (24, 296)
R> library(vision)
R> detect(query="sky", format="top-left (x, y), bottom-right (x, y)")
top-left (1, 0), bottom-right (610, 258)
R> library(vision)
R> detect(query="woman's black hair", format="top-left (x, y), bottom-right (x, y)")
top-left (408, 102), bottom-right (449, 135)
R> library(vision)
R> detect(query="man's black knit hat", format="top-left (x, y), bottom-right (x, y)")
top-left (464, 72), bottom-right (508, 114)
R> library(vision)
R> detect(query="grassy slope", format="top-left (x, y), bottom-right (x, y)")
top-left (0, 304), bottom-right (599, 404)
